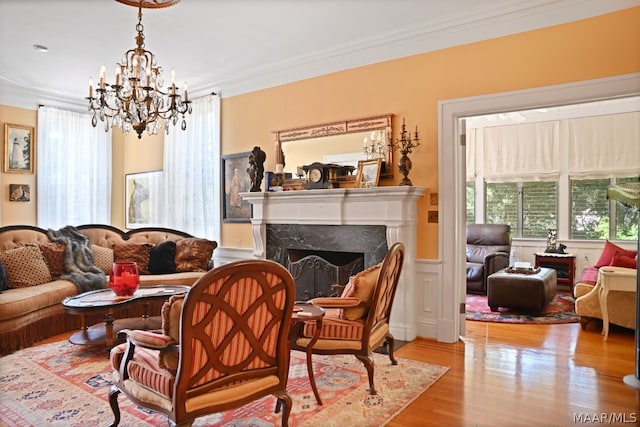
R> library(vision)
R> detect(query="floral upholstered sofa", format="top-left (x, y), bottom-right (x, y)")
top-left (0, 224), bottom-right (216, 354)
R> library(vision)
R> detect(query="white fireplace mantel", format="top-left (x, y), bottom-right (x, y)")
top-left (242, 186), bottom-right (425, 341)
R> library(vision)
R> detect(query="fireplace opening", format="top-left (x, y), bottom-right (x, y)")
top-left (287, 249), bottom-right (364, 300)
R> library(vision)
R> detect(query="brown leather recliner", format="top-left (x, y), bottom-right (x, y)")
top-left (466, 224), bottom-right (511, 295)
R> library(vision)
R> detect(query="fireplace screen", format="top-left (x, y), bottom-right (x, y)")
top-left (287, 249), bottom-right (364, 300)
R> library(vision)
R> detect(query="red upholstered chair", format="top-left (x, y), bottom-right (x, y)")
top-left (108, 259), bottom-right (296, 427)
top-left (291, 242), bottom-right (404, 395)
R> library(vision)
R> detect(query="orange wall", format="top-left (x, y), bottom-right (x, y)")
top-left (220, 7), bottom-right (640, 258)
top-left (1, 7), bottom-right (639, 257)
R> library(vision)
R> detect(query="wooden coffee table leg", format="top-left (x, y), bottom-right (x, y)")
top-left (104, 309), bottom-right (115, 347)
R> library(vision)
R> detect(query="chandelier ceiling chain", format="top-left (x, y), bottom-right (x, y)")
top-left (87, 0), bottom-right (191, 139)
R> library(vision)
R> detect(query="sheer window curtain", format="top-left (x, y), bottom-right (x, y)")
top-left (37, 106), bottom-right (112, 229)
top-left (156, 94), bottom-right (220, 240)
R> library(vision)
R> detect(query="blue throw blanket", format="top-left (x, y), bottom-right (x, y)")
top-left (47, 226), bottom-right (107, 293)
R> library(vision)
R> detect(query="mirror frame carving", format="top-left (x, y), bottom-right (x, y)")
top-left (274, 113), bottom-right (394, 180)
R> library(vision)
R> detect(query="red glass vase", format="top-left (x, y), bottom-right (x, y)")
top-left (109, 262), bottom-right (140, 297)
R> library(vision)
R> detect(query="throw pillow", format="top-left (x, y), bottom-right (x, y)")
top-left (593, 240), bottom-right (637, 268)
top-left (610, 253), bottom-right (637, 269)
top-left (149, 241), bottom-right (177, 274)
top-left (0, 261), bottom-right (7, 292)
top-left (91, 244), bottom-right (115, 274)
top-left (175, 238), bottom-right (216, 272)
top-left (577, 266), bottom-right (599, 285)
top-left (340, 262), bottom-right (382, 320)
top-left (0, 246), bottom-right (52, 288)
top-left (37, 242), bottom-right (66, 278)
top-left (113, 242), bottom-right (153, 275)
top-left (159, 293), bottom-right (185, 371)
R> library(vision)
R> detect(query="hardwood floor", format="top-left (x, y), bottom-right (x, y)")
top-left (390, 320), bottom-right (639, 427)
top-left (37, 319), bottom-right (639, 426)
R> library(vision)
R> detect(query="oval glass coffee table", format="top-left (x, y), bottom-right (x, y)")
top-left (62, 285), bottom-right (189, 348)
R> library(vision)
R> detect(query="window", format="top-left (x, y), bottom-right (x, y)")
top-left (37, 106), bottom-right (111, 228)
top-left (571, 177), bottom-right (638, 240)
top-left (466, 182), bottom-right (475, 224)
top-left (484, 181), bottom-right (557, 238)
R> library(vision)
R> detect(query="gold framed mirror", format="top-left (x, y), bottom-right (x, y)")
top-left (273, 114), bottom-right (394, 184)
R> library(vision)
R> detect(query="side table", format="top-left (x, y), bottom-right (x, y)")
top-left (534, 253), bottom-right (576, 291)
top-left (597, 267), bottom-right (637, 341)
top-left (290, 304), bottom-right (325, 405)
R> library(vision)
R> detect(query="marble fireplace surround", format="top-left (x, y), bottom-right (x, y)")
top-left (241, 186), bottom-right (425, 341)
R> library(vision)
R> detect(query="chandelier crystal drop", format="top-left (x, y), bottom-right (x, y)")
top-left (87, 1), bottom-right (191, 139)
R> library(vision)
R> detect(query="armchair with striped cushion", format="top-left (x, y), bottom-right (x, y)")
top-left (108, 259), bottom-right (296, 427)
top-left (291, 242), bottom-right (404, 395)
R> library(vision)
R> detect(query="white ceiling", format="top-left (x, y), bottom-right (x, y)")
top-left (1, 0), bottom-right (638, 111)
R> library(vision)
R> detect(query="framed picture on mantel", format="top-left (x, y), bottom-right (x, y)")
top-left (355, 158), bottom-right (382, 188)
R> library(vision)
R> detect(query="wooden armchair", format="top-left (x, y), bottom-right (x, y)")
top-left (108, 259), bottom-right (296, 427)
top-left (291, 242), bottom-right (404, 395)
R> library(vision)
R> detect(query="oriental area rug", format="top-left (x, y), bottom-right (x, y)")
top-left (0, 340), bottom-right (448, 427)
top-left (466, 292), bottom-right (579, 324)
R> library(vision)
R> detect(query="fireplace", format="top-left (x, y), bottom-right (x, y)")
top-left (241, 186), bottom-right (425, 341)
top-left (267, 224), bottom-right (387, 299)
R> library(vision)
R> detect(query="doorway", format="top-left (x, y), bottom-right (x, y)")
top-left (437, 73), bottom-right (640, 342)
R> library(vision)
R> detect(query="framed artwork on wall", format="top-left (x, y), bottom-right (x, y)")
top-left (222, 152), bottom-right (252, 223)
top-left (355, 158), bottom-right (382, 188)
top-left (4, 124), bottom-right (35, 174)
top-left (125, 170), bottom-right (163, 229)
top-left (9, 184), bottom-right (30, 201)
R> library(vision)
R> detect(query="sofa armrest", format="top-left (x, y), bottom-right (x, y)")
top-left (484, 252), bottom-right (510, 274)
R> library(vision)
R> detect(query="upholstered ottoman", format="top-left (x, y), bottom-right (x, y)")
top-left (487, 267), bottom-right (557, 312)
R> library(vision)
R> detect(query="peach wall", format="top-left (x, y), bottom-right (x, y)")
top-left (1, 7), bottom-right (638, 256)
top-left (0, 106), bottom-right (37, 225)
top-left (220, 7), bottom-right (640, 258)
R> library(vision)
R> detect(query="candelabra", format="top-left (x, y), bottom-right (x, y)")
top-left (363, 129), bottom-right (388, 160)
top-left (393, 118), bottom-right (420, 186)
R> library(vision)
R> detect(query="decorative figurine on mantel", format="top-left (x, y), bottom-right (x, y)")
top-left (393, 118), bottom-right (420, 186)
top-left (248, 146), bottom-right (266, 192)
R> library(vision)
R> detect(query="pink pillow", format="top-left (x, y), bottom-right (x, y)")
top-left (593, 241), bottom-right (637, 268)
top-left (578, 266), bottom-right (599, 285)
top-left (610, 253), bottom-right (637, 269)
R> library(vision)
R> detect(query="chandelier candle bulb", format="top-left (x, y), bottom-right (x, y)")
top-left (88, 78), bottom-right (93, 98)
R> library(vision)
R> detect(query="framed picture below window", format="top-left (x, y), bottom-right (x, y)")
top-left (125, 171), bottom-right (163, 229)
top-left (355, 158), bottom-right (382, 188)
top-left (222, 152), bottom-right (252, 223)
top-left (4, 124), bottom-right (35, 174)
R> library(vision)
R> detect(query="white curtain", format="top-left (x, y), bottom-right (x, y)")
top-left (156, 94), bottom-right (220, 240)
top-left (568, 111), bottom-right (640, 179)
top-left (482, 121), bottom-right (559, 182)
top-left (37, 106), bottom-right (111, 229)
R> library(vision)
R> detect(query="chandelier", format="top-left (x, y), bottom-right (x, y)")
top-left (87, 0), bottom-right (191, 139)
